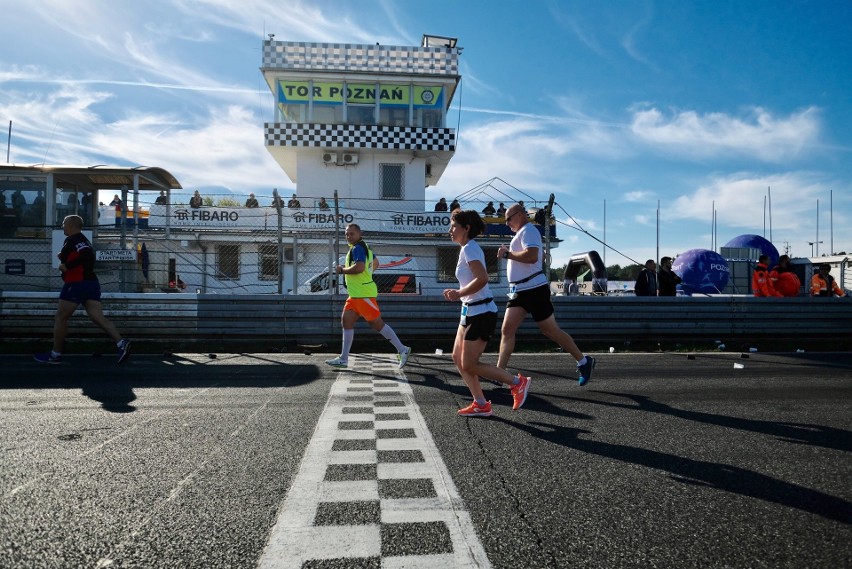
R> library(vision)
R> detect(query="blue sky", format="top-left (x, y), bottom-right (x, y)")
top-left (2, 0), bottom-right (850, 267)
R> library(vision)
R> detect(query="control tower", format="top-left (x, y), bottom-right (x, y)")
top-left (260, 34), bottom-right (461, 211)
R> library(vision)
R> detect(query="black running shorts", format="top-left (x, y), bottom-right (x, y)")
top-left (507, 283), bottom-right (554, 322)
top-left (462, 311), bottom-right (498, 342)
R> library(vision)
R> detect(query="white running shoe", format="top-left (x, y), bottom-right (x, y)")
top-left (398, 346), bottom-right (412, 369)
top-left (325, 357), bottom-right (348, 368)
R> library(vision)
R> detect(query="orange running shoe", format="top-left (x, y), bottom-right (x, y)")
top-left (457, 400), bottom-right (493, 417)
top-left (510, 374), bottom-right (531, 410)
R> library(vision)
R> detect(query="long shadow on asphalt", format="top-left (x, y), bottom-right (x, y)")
top-left (490, 416), bottom-right (852, 524)
top-left (1, 354), bottom-right (323, 413)
top-left (549, 390), bottom-right (852, 453)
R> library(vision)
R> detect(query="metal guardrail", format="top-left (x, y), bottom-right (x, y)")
top-left (2, 293), bottom-right (851, 347)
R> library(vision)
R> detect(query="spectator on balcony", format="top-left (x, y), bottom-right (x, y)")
top-left (189, 190), bottom-right (203, 209)
top-left (155, 191), bottom-right (168, 205)
top-left (245, 193), bottom-right (259, 208)
top-left (109, 194), bottom-right (123, 212)
top-left (318, 197), bottom-right (330, 210)
top-left (287, 194), bottom-right (301, 209)
top-left (496, 202), bottom-right (507, 217)
top-left (449, 198), bottom-right (460, 211)
top-left (481, 201), bottom-right (496, 216)
top-left (11, 189), bottom-right (26, 212)
top-left (434, 197), bottom-right (448, 211)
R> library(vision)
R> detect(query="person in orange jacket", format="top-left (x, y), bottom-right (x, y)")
top-left (810, 263), bottom-right (846, 297)
top-left (770, 254), bottom-right (801, 297)
top-left (753, 254), bottom-right (782, 297)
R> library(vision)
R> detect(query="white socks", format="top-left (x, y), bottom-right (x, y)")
top-left (340, 328), bottom-right (354, 360)
top-left (379, 325), bottom-right (405, 352)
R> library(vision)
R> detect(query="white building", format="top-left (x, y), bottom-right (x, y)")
top-left (0, 35), bottom-right (559, 296)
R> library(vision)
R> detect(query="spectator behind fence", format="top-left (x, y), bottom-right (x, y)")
top-left (109, 194), bottom-right (123, 212)
top-left (481, 201), bottom-right (496, 216)
top-left (449, 198), bottom-right (460, 211)
top-left (155, 191), bottom-right (168, 205)
top-left (434, 197), bottom-right (448, 211)
top-left (770, 254), bottom-right (801, 297)
top-left (810, 263), bottom-right (846, 297)
top-left (288, 194), bottom-right (301, 209)
top-left (657, 256), bottom-right (682, 296)
top-left (496, 202), bottom-right (507, 217)
top-left (245, 193), bottom-right (259, 208)
top-left (318, 197), bottom-right (330, 210)
top-left (634, 259), bottom-right (658, 296)
top-left (753, 254), bottom-right (782, 297)
top-left (189, 190), bottom-right (203, 209)
top-left (11, 189), bottom-right (26, 211)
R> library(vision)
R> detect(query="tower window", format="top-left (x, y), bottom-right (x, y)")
top-left (380, 164), bottom-right (404, 200)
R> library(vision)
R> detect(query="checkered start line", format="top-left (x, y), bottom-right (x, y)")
top-left (258, 355), bottom-right (491, 568)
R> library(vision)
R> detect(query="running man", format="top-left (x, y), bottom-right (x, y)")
top-left (496, 204), bottom-right (595, 385)
top-left (34, 215), bottom-right (132, 364)
top-left (444, 210), bottom-right (531, 417)
top-left (325, 223), bottom-right (411, 369)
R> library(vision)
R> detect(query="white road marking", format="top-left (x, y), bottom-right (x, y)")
top-left (258, 355), bottom-right (491, 568)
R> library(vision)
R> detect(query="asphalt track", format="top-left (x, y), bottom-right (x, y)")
top-left (1, 350), bottom-right (851, 568)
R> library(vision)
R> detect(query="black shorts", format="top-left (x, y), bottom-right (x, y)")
top-left (462, 311), bottom-right (498, 342)
top-left (507, 283), bottom-right (554, 322)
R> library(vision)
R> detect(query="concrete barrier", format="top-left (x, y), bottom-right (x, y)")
top-left (3, 292), bottom-right (850, 347)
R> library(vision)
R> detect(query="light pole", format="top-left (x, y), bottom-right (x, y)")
top-left (807, 241), bottom-right (823, 257)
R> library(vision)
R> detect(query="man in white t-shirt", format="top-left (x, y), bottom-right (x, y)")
top-left (496, 204), bottom-right (596, 385)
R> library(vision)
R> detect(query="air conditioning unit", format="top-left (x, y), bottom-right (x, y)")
top-left (322, 152), bottom-right (337, 165)
top-left (341, 153), bottom-right (359, 165)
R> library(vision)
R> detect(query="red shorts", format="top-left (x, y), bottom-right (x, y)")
top-left (344, 297), bottom-right (382, 321)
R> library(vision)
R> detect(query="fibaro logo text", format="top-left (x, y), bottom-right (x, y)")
top-left (174, 209), bottom-right (240, 222)
top-left (293, 212), bottom-right (355, 224)
top-left (392, 214), bottom-right (450, 226)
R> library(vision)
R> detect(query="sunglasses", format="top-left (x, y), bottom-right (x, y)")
top-left (505, 211), bottom-right (521, 223)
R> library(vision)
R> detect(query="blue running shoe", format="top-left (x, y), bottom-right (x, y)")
top-left (117, 339), bottom-right (132, 365)
top-left (577, 356), bottom-right (596, 386)
top-left (34, 352), bottom-right (61, 364)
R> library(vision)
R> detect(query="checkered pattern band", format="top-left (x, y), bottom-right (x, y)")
top-left (265, 123), bottom-right (455, 151)
top-left (262, 41), bottom-right (459, 76)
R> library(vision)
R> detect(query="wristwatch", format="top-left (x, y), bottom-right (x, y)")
top-left (502, 251), bottom-right (509, 259)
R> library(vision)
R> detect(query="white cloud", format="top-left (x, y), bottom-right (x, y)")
top-left (630, 106), bottom-right (821, 162)
top-left (669, 172), bottom-right (851, 257)
top-left (624, 190), bottom-right (653, 202)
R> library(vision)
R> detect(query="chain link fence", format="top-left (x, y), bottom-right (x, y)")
top-left (1, 190), bottom-right (537, 296)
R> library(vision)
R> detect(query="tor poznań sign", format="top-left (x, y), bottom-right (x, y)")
top-left (148, 206), bottom-right (450, 234)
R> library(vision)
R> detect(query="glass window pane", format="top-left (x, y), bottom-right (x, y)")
top-left (349, 105), bottom-right (375, 125)
top-left (216, 244), bottom-right (240, 280)
top-left (380, 164), bottom-right (403, 200)
top-left (313, 104), bottom-right (343, 124)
